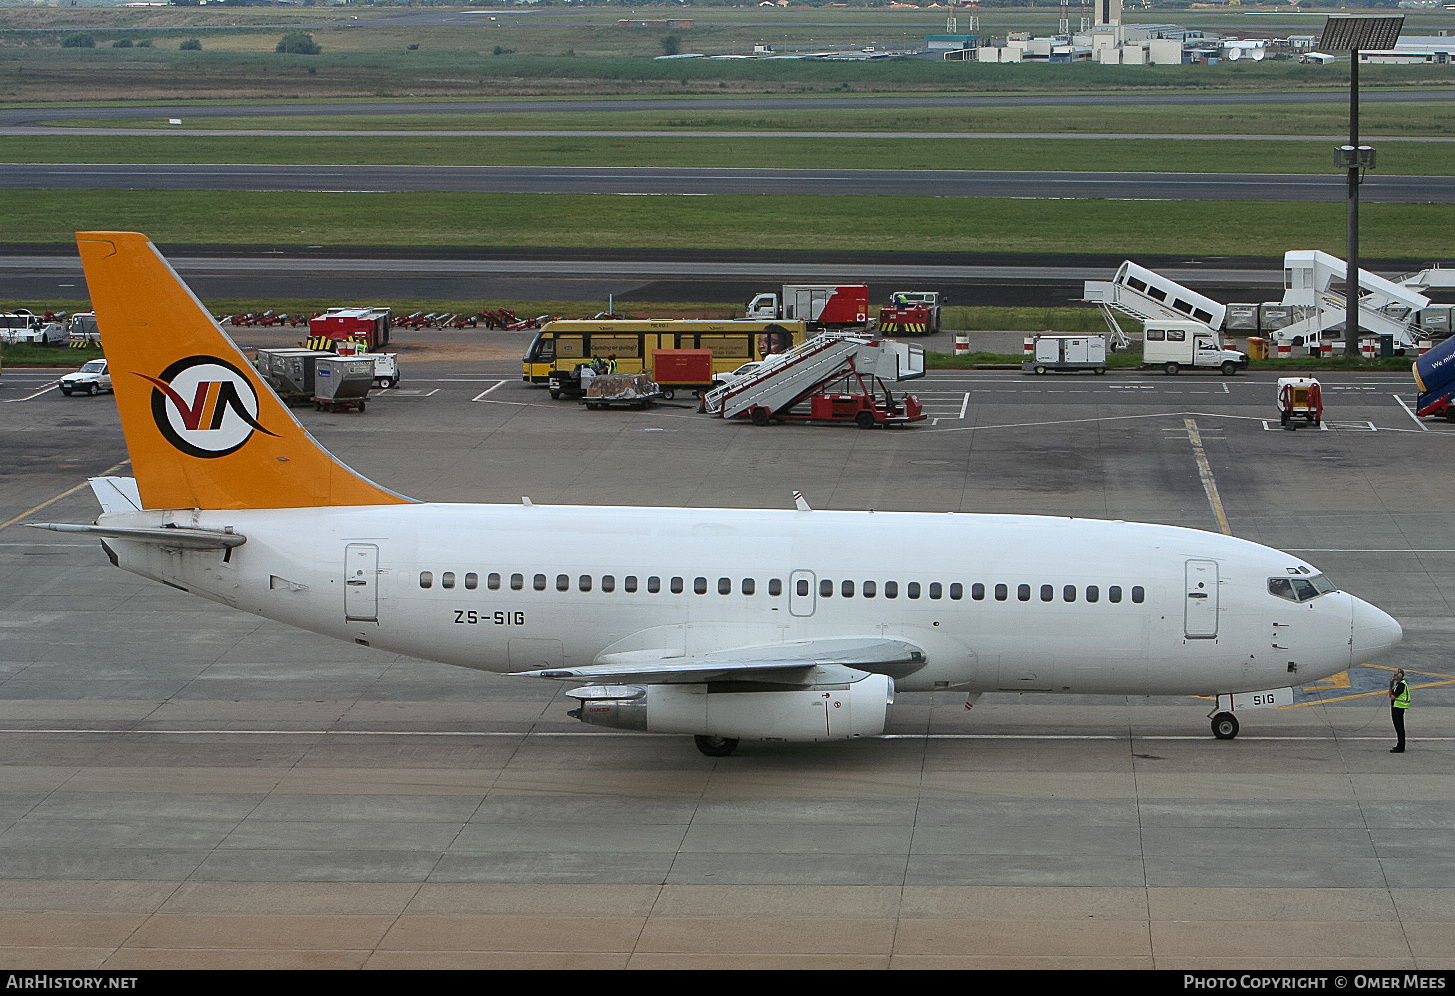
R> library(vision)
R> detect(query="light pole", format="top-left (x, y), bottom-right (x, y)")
top-left (1320, 15), bottom-right (1403, 358)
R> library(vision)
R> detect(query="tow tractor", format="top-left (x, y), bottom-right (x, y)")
top-left (1277, 377), bottom-right (1322, 428)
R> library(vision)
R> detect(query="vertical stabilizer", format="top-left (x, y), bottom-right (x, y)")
top-left (76, 232), bottom-right (411, 510)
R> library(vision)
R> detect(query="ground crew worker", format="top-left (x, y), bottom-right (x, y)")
top-left (1389, 669), bottom-right (1410, 753)
top-left (605, 353), bottom-right (618, 374)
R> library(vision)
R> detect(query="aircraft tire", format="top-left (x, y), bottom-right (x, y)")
top-left (694, 735), bottom-right (740, 757)
top-left (1211, 712), bottom-right (1239, 740)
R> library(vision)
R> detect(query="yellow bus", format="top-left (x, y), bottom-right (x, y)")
top-left (522, 320), bottom-right (807, 395)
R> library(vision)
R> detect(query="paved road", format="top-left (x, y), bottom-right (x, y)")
top-left (4, 162), bottom-right (1451, 202)
top-left (4, 89), bottom-right (1453, 128)
top-left (1, 362), bottom-right (1452, 968)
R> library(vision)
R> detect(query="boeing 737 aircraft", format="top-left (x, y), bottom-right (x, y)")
top-left (35, 232), bottom-right (1403, 756)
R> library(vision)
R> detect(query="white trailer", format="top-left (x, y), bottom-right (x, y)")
top-left (1023, 334), bottom-right (1107, 375)
top-left (1142, 322), bottom-right (1248, 376)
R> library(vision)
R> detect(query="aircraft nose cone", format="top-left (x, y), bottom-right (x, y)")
top-left (1351, 597), bottom-right (1403, 663)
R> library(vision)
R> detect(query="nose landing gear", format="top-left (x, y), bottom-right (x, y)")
top-left (1210, 712), bottom-right (1240, 740)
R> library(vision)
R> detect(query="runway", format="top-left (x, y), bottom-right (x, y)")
top-left (2, 357), bottom-right (1453, 968)
top-left (4, 162), bottom-right (1451, 203)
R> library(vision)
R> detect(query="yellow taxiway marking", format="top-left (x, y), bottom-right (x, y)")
top-left (1275, 663), bottom-right (1455, 709)
top-left (1184, 418), bottom-right (1231, 536)
top-left (0, 459), bottom-right (130, 534)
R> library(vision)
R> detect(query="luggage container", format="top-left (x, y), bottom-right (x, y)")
top-left (312, 355), bottom-right (376, 413)
top-left (1258, 304), bottom-right (1294, 331)
top-left (255, 348), bottom-right (334, 404)
top-left (1225, 304), bottom-right (1260, 331)
top-left (1417, 306), bottom-right (1451, 339)
top-left (1022, 334), bottom-right (1107, 375)
top-left (651, 349), bottom-right (713, 399)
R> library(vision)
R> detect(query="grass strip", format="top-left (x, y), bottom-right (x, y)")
top-left (6, 190), bottom-right (1452, 258)
top-left (5, 134), bottom-right (1453, 175)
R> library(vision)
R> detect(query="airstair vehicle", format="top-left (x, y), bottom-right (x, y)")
top-left (1275, 250), bottom-right (1428, 350)
top-left (1083, 261), bottom-right (1227, 348)
top-left (701, 332), bottom-right (925, 427)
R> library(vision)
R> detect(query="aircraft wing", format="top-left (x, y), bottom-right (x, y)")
top-left (512, 636), bottom-right (926, 685)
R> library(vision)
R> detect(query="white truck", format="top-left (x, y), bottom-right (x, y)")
top-left (746, 284), bottom-right (871, 332)
top-left (1142, 321), bottom-right (1248, 376)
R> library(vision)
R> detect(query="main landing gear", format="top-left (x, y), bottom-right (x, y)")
top-left (694, 735), bottom-right (740, 757)
top-left (1210, 712), bottom-right (1240, 740)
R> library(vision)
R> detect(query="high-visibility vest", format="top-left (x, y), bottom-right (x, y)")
top-left (1393, 680), bottom-right (1411, 709)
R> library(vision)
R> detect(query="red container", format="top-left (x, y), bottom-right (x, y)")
top-left (652, 349), bottom-right (713, 385)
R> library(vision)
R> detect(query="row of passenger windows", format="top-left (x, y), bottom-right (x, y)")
top-left (418, 571), bottom-right (1144, 604)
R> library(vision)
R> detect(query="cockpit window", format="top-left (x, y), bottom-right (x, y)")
top-left (1268, 574), bottom-right (1338, 602)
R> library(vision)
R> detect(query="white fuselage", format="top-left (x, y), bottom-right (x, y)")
top-left (96, 504), bottom-right (1394, 698)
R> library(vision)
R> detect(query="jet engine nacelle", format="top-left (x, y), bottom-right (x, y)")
top-left (568, 674), bottom-right (894, 742)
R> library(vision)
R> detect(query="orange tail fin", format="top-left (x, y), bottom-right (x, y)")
top-left (77, 232), bottom-right (410, 510)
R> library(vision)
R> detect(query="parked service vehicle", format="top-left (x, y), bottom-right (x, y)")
top-left (878, 290), bottom-right (942, 335)
top-left (712, 360), bottom-right (764, 387)
top-left (67, 312), bottom-right (100, 347)
top-left (0, 310), bottom-right (43, 343)
top-left (1142, 322), bottom-right (1248, 376)
top-left (59, 358), bottom-right (111, 396)
top-left (5, 321), bottom-right (68, 346)
top-left (745, 285), bottom-right (871, 332)
top-left (1277, 377), bottom-right (1322, 427)
top-left (1023, 334), bottom-right (1107, 375)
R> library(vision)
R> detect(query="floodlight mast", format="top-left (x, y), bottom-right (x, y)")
top-left (1321, 15), bottom-right (1404, 358)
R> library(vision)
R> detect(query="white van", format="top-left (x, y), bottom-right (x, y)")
top-left (1142, 321), bottom-right (1248, 376)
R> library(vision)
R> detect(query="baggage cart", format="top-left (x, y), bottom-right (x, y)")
top-left (581, 373), bottom-right (663, 410)
top-left (312, 355), bottom-right (376, 413)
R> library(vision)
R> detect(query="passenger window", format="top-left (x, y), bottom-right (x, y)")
top-left (929, 582), bottom-right (942, 600)
top-left (602, 575), bottom-right (615, 593)
top-left (694, 577), bottom-right (707, 595)
top-left (579, 575), bottom-right (592, 592)
top-left (671, 577), bottom-right (684, 594)
top-left (820, 579), bottom-right (833, 598)
top-left (1017, 584), bottom-right (1030, 602)
top-left (908, 582), bottom-right (921, 599)
top-left (1168, 330), bottom-right (1186, 342)
top-left (769, 579), bottom-right (782, 596)
top-left (534, 574), bottom-right (547, 591)
top-left (442, 572), bottom-right (456, 590)
top-left (510, 573), bottom-right (523, 591)
top-left (842, 580), bottom-right (854, 598)
top-left (885, 581), bottom-right (898, 599)
top-left (1109, 585), bottom-right (1122, 603)
top-left (995, 583), bottom-right (1007, 601)
top-left (797, 579), bottom-right (810, 597)
top-left (1086, 585), bottom-right (1099, 603)
top-left (556, 574), bottom-right (570, 592)
top-left (972, 583), bottom-right (985, 601)
top-left (742, 578), bottom-right (755, 596)
top-left (950, 583), bottom-right (962, 600)
top-left (1147, 330), bottom-right (1165, 341)
top-left (464, 573), bottom-right (478, 590)
top-left (863, 580), bottom-right (876, 598)
top-left (1064, 585), bottom-right (1075, 602)
top-left (718, 578), bottom-right (731, 595)
top-left (488, 573), bottom-right (502, 591)
top-left (419, 571), bottom-right (433, 589)
top-left (625, 576), bottom-right (638, 593)
top-left (1040, 584), bottom-right (1053, 602)
top-left (1131, 586), bottom-right (1145, 603)
top-left (648, 576), bottom-right (661, 594)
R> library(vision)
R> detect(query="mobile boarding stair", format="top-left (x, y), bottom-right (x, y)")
top-left (702, 332), bottom-right (925, 427)
top-left (1277, 250), bottom-right (1427, 350)
top-left (1083, 261), bottom-right (1227, 348)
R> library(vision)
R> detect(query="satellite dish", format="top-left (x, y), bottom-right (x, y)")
top-left (1252, 48), bottom-right (1266, 61)
top-left (1225, 47), bottom-right (1242, 60)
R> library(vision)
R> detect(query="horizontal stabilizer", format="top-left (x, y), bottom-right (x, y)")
top-left (513, 636), bottom-right (925, 684)
top-left (28, 522), bottom-right (246, 550)
top-left (89, 477), bottom-right (142, 514)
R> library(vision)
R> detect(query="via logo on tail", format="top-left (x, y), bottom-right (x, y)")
top-left (138, 355), bottom-right (277, 459)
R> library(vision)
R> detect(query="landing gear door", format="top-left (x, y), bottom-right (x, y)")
top-left (789, 570), bottom-right (816, 617)
top-left (1185, 558), bottom-right (1218, 639)
top-left (345, 543), bottom-right (379, 622)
